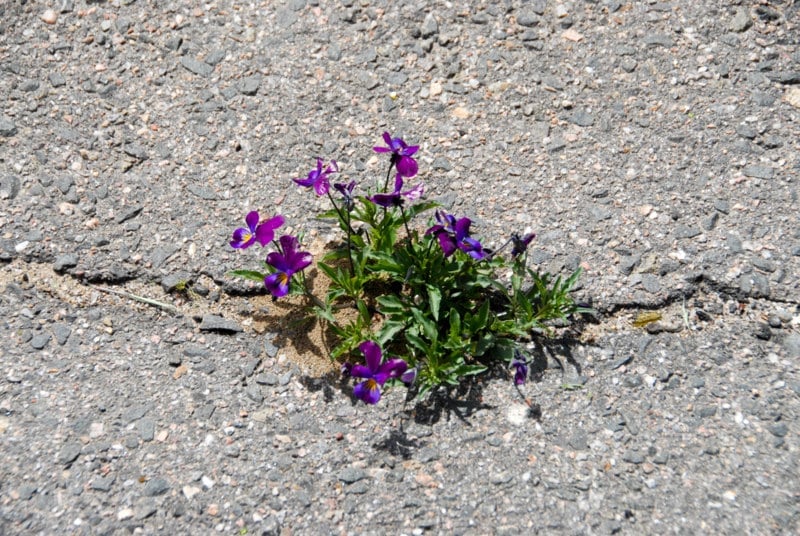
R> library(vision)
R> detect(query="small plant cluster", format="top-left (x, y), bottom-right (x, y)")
top-left (228, 132), bottom-right (589, 404)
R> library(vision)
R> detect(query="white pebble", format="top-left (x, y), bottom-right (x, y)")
top-left (41, 9), bottom-right (58, 25)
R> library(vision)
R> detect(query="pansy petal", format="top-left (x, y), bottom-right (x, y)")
top-left (401, 368), bottom-right (417, 386)
top-left (349, 364), bottom-right (373, 379)
top-left (382, 131), bottom-right (393, 146)
top-left (454, 217), bottom-right (472, 240)
top-left (230, 228), bottom-right (254, 249)
top-left (373, 146), bottom-right (390, 153)
top-left (359, 341), bottom-right (382, 372)
top-left (266, 251), bottom-right (292, 273)
top-left (278, 235), bottom-right (299, 254)
top-left (373, 361), bottom-right (408, 386)
top-left (396, 156), bottom-right (418, 178)
top-left (244, 211), bottom-right (260, 232)
top-left (402, 182), bottom-right (424, 201)
top-left (403, 145), bottom-right (419, 157)
top-left (437, 233), bottom-right (458, 257)
top-left (264, 272), bottom-right (290, 298)
top-left (353, 379), bottom-right (381, 405)
top-left (312, 177), bottom-right (330, 196)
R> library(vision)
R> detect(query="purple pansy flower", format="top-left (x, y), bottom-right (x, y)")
top-left (230, 211), bottom-right (285, 249)
top-left (373, 131), bottom-right (419, 178)
top-left (511, 232), bottom-right (536, 257)
top-left (350, 341), bottom-right (408, 405)
top-left (333, 180), bottom-right (357, 211)
top-left (511, 354), bottom-right (528, 386)
top-left (264, 235), bottom-right (312, 298)
top-left (425, 210), bottom-right (486, 260)
top-left (400, 366), bottom-right (418, 387)
top-left (368, 174), bottom-right (424, 208)
top-left (293, 158), bottom-right (339, 196)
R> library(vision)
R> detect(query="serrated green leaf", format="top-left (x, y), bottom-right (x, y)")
top-left (426, 285), bottom-right (441, 321)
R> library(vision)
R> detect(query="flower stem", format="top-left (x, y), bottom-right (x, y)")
top-left (325, 190), bottom-right (355, 277)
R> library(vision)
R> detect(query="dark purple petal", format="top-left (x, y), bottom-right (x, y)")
top-left (460, 237), bottom-right (486, 260)
top-left (230, 227), bottom-right (255, 249)
top-left (359, 341), bottom-right (382, 373)
top-left (436, 232), bottom-right (458, 257)
top-left (353, 379), bottom-right (381, 404)
top-left (401, 145), bottom-right (419, 157)
top-left (264, 271), bottom-right (290, 297)
top-left (511, 232), bottom-right (536, 257)
top-left (511, 357), bottom-right (528, 385)
top-left (368, 192), bottom-right (400, 207)
top-left (254, 215), bottom-right (285, 246)
top-left (341, 362), bottom-right (353, 377)
top-left (286, 250), bottom-right (312, 273)
top-left (349, 364), bottom-right (373, 379)
top-left (244, 211), bottom-right (260, 232)
top-left (425, 224), bottom-right (444, 237)
top-left (293, 176), bottom-right (316, 187)
top-left (376, 358), bottom-right (408, 383)
top-left (396, 155), bottom-right (418, 178)
top-left (401, 367), bottom-right (417, 386)
top-left (266, 250), bottom-right (292, 273)
top-left (373, 146), bottom-right (391, 154)
top-left (453, 217), bottom-right (472, 241)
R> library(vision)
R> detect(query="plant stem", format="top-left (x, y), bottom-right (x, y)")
top-left (325, 190), bottom-right (355, 277)
top-left (399, 206), bottom-right (413, 242)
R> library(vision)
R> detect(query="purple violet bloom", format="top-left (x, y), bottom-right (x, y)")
top-left (230, 211), bottom-right (285, 249)
top-left (425, 210), bottom-right (486, 260)
top-left (264, 235), bottom-right (312, 298)
top-left (511, 354), bottom-right (528, 386)
top-left (368, 174), bottom-right (424, 208)
top-left (400, 366), bottom-right (418, 387)
top-left (293, 158), bottom-right (339, 196)
top-left (333, 180), bottom-right (357, 211)
top-left (511, 232), bottom-right (536, 257)
top-left (350, 341), bottom-right (408, 405)
top-left (373, 131), bottom-right (419, 178)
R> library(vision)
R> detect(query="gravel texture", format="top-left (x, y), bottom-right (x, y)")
top-left (1, 0), bottom-right (799, 534)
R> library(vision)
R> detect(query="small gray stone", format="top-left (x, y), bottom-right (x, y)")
top-left (225, 445), bottom-right (241, 458)
top-left (570, 110), bottom-right (594, 127)
top-left (123, 143), bottom-right (148, 160)
top-left (53, 324), bottom-right (72, 345)
top-left (769, 423), bottom-right (788, 438)
top-left (199, 315), bottom-right (243, 333)
top-left (620, 58), bottom-right (637, 73)
top-left (115, 205), bottom-right (143, 224)
top-left (327, 43), bottom-right (342, 61)
top-left (338, 467), bottom-right (367, 484)
top-left (205, 49), bottom-right (226, 66)
top-left (0, 175), bottom-right (20, 200)
top-left (742, 165), bottom-right (774, 179)
top-left (0, 117), bottom-right (17, 137)
top-left (783, 334), bottom-right (800, 357)
top-left (49, 72), bottom-right (66, 87)
top-left (517, 10), bottom-right (541, 27)
top-left (57, 443), bottom-right (82, 465)
top-left (622, 450), bottom-right (645, 464)
top-left (421, 13), bottom-right (438, 38)
top-left (729, 8), bottom-right (752, 32)
top-left (675, 225), bottom-right (702, 239)
top-left (740, 273), bottom-right (770, 298)
top-left (696, 406), bottom-right (717, 418)
top-left (143, 477), bottom-right (170, 496)
top-left (246, 384), bottom-right (264, 403)
top-left (53, 254), bottom-right (79, 272)
top-left (643, 34), bottom-right (673, 48)
top-left (30, 333), bottom-right (51, 350)
top-left (239, 75), bottom-right (261, 96)
top-left (91, 475), bottom-right (115, 492)
top-left (255, 373), bottom-right (279, 385)
top-left (702, 212), bottom-right (719, 231)
top-left (641, 274), bottom-right (661, 294)
top-left (138, 418), bottom-right (156, 441)
top-left (123, 404), bottom-right (150, 423)
top-left (180, 57), bottom-right (213, 77)
top-left (161, 272), bottom-right (192, 293)
top-left (17, 484), bottom-right (37, 501)
top-left (610, 355), bottom-right (632, 370)
top-left (623, 374), bottom-right (643, 388)
top-left (164, 36), bottom-right (182, 51)
top-left (754, 322), bottom-right (772, 341)
top-left (279, 371), bottom-right (293, 386)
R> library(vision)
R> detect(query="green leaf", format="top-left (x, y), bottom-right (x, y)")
top-left (376, 320), bottom-right (405, 346)
top-left (405, 331), bottom-right (429, 354)
top-left (227, 269), bottom-right (266, 283)
top-left (376, 295), bottom-right (406, 315)
top-left (426, 285), bottom-right (441, 321)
